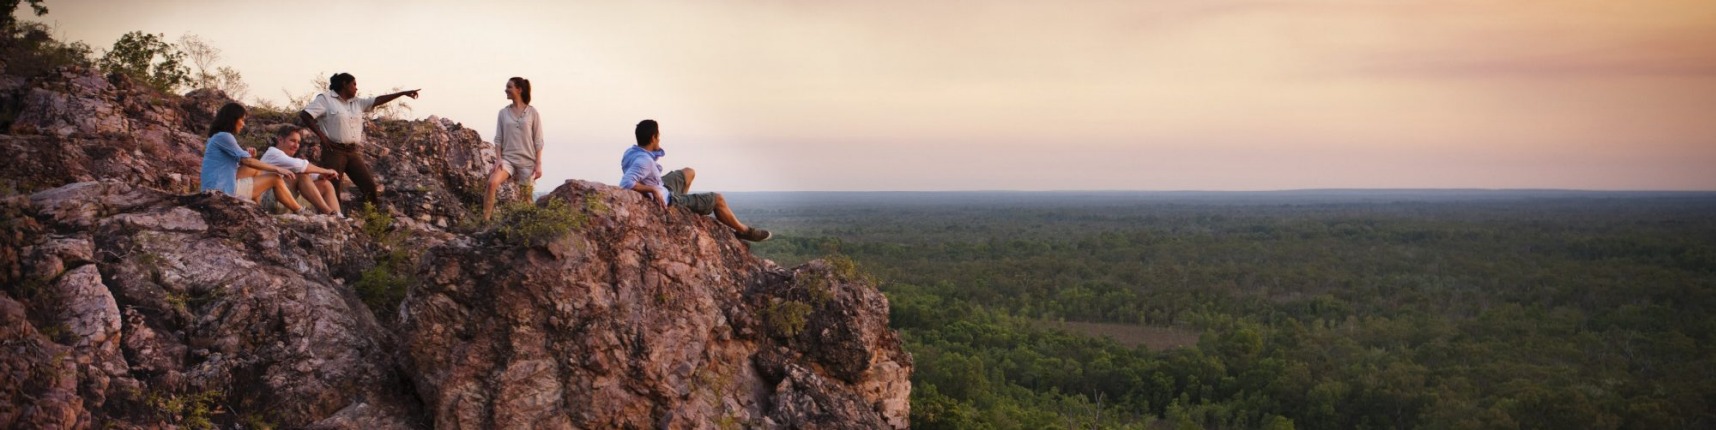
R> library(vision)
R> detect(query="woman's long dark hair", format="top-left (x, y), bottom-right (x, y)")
top-left (510, 77), bottom-right (531, 105)
top-left (207, 102), bottom-right (246, 137)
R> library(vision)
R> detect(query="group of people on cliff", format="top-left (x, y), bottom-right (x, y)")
top-left (198, 73), bottom-right (770, 242)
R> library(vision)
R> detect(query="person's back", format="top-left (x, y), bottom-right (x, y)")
top-left (201, 131), bottom-right (245, 195)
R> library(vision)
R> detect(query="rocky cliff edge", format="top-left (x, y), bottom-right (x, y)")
top-left (0, 67), bottom-right (909, 429)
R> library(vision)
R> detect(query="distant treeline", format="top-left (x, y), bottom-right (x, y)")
top-left (741, 193), bottom-right (1716, 429)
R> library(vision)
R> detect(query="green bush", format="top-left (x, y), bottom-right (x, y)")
top-left (354, 255), bottom-right (411, 315)
top-left (495, 195), bottom-right (586, 247)
top-left (146, 389), bottom-right (223, 430)
top-left (350, 203), bottom-right (414, 316)
top-left (761, 300), bottom-right (812, 338)
top-left (356, 203), bottom-right (393, 241)
top-left (97, 31), bottom-right (190, 94)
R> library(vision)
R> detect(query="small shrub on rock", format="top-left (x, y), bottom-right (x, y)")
top-left (496, 195), bottom-right (586, 247)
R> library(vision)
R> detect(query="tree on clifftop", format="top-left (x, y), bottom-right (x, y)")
top-left (97, 31), bottom-right (191, 94)
top-left (1, 0), bottom-right (47, 33)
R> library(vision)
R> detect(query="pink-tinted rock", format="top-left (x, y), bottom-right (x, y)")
top-left (1, 58), bottom-right (909, 429)
top-left (399, 181), bottom-right (910, 429)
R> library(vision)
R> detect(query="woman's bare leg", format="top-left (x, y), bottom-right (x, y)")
top-left (483, 165), bottom-right (511, 221)
top-left (297, 175), bottom-right (331, 213)
top-left (317, 179), bottom-right (341, 214)
top-left (247, 174), bottom-right (274, 202)
top-left (267, 175), bottom-right (303, 212)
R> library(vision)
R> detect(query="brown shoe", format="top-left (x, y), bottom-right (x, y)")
top-left (737, 227), bottom-right (772, 242)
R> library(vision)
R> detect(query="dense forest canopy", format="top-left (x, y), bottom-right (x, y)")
top-left (734, 191), bottom-right (1716, 429)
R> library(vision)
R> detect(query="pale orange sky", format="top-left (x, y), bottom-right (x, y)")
top-left (26, 0), bottom-right (1716, 191)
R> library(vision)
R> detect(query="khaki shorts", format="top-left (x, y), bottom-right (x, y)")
top-left (662, 169), bottom-right (716, 215)
top-left (500, 160), bottom-right (536, 184)
top-left (233, 177), bottom-right (255, 200)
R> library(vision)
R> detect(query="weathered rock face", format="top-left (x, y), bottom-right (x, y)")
top-left (1, 68), bottom-right (208, 195)
top-left (3, 181), bottom-right (424, 429)
top-left (2, 64), bottom-right (909, 428)
top-left (400, 181), bottom-right (910, 429)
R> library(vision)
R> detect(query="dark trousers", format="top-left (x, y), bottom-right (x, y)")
top-left (320, 144), bottom-right (379, 209)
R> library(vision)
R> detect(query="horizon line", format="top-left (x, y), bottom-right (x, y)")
top-left (716, 188), bottom-right (1716, 194)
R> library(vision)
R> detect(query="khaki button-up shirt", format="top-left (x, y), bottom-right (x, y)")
top-left (302, 90), bottom-right (376, 145)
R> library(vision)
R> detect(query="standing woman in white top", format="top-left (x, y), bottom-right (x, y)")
top-left (483, 76), bottom-right (545, 221)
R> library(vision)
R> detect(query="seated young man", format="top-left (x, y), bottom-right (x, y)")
top-left (618, 119), bottom-right (770, 242)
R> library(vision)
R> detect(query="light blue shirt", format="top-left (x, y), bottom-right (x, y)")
top-left (200, 132), bottom-right (249, 196)
top-left (618, 145), bottom-right (670, 203)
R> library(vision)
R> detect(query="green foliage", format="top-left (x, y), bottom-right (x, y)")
top-left (356, 203), bottom-right (393, 240)
top-left (743, 192), bottom-right (1716, 429)
top-left (97, 31), bottom-right (191, 94)
top-left (761, 299), bottom-right (812, 338)
top-left (354, 253), bottom-right (411, 315)
top-left (798, 275), bottom-right (834, 306)
top-left (146, 389), bottom-right (224, 430)
top-left (495, 195), bottom-right (587, 247)
top-left (0, 17), bottom-right (92, 130)
top-left (0, 22), bottom-right (90, 76)
top-left (0, 0), bottom-right (46, 32)
top-left (352, 203), bottom-right (414, 316)
top-left (583, 192), bottom-right (611, 215)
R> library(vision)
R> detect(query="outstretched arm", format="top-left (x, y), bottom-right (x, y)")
top-left (374, 89), bottom-right (421, 107)
top-left (240, 157), bottom-right (295, 180)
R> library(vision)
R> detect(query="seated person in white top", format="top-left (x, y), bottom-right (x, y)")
top-left (258, 125), bottom-right (343, 215)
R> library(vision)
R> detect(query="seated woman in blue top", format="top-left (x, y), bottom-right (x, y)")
top-left (201, 102), bottom-right (294, 200)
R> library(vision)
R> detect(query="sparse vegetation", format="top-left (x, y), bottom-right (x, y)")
top-left (354, 253), bottom-right (411, 315)
top-left (761, 299), bottom-right (812, 338)
top-left (178, 33), bottom-right (247, 100)
top-left (357, 202), bottom-right (393, 240)
top-left (495, 194), bottom-right (587, 247)
top-left (352, 203), bottom-right (415, 316)
top-left (145, 389), bottom-right (224, 430)
top-left (1, 4), bottom-right (94, 129)
top-left (797, 273), bottom-right (834, 306)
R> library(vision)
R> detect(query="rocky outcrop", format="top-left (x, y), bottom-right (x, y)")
top-left (1, 64), bottom-right (909, 428)
top-left (1, 68), bottom-right (208, 195)
top-left (399, 181), bottom-right (910, 429)
top-left (3, 181), bottom-right (425, 429)
top-left (1, 66), bottom-right (516, 229)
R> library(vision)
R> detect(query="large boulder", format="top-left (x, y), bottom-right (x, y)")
top-left (2, 181), bottom-right (424, 429)
top-left (398, 180), bottom-right (911, 429)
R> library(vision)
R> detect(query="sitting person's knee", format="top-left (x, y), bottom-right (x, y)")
top-left (682, 167), bottom-right (696, 179)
